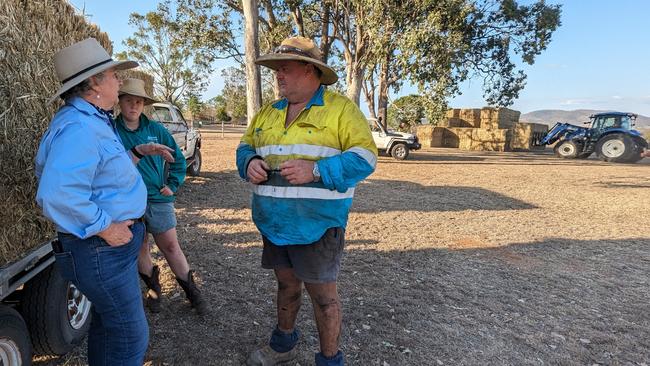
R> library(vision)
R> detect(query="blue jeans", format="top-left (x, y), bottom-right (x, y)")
top-left (55, 222), bottom-right (148, 366)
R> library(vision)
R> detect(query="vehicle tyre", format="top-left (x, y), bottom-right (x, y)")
top-left (390, 143), bottom-right (410, 160)
top-left (187, 148), bottom-right (202, 176)
top-left (553, 140), bottom-right (581, 159)
top-left (22, 265), bottom-right (91, 355)
top-left (0, 306), bottom-right (31, 366)
top-left (595, 133), bottom-right (638, 163)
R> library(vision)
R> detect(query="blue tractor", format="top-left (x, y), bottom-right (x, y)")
top-left (539, 112), bottom-right (648, 163)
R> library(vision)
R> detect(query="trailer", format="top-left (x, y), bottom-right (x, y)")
top-left (0, 241), bottom-right (91, 365)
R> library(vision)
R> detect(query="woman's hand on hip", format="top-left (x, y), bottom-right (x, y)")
top-left (160, 185), bottom-right (174, 196)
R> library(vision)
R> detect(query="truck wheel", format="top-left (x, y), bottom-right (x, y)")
top-left (390, 143), bottom-right (410, 160)
top-left (553, 140), bottom-right (580, 159)
top-left (187, 148), bottom-right (202, 176)
top-left (0, 306), bottom-right (31, 366)
top-left (595, 133), bottom-right (637, 163)
top-left (22, 265), bottom-right (91, 355)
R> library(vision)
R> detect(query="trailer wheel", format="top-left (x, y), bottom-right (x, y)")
top-left (553, 140), bottom-right (581, 159)
top-left (22, 265), bottom-right (91, 355)
top-left (0, 305), bottom-right (31, 366)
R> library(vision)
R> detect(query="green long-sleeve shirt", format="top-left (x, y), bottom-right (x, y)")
top-left (116, 114), bottom-right (186, 203)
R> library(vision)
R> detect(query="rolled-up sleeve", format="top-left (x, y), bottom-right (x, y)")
top-left (36, 124), bottom-right (112, 238)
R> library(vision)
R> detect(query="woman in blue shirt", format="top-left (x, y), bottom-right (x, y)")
top-left (35, 38), bottom-right (173, 365)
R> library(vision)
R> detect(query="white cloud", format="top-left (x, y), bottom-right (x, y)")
top-left (611, 95), bottom-right (622, 100)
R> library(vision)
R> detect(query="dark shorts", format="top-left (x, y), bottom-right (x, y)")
top-left (261, 227), bottom-right (345, 284)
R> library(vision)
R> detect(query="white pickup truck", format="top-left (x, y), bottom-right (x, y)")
top-left (150, 102), bottom-right (202, 176)
top-left (368, 118), bottom-right (421, 160)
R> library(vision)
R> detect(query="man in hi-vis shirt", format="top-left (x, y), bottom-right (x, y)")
top-left (236, 36), bottom-right (377, 366)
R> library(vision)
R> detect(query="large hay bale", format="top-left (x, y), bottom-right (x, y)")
top-left (481, 107), bottom-right (521, 130)
top-left (416, 125), bottom-right (435, 147)
top-left (0, 0), bottom-right (114, 265)
top-left (458, 128), bottom-right (510, 151)
top-left (442, 127), bottom-right (474, 148)
top-left (510, 122), bottom-right (548, 151)
top-left (459, 108), bottom-right (481, 127)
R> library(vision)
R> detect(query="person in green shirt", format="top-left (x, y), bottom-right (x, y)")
top-left (116, 78), bottom-right (207, 315)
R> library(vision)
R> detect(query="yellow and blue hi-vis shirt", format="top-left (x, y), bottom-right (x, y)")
top-left (236, 86), bottom-right (378, 245)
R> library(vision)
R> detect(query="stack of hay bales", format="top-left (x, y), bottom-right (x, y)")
top-left (510, 122), bottom-right (548, 151)
top-left (418, 106), bottom-right (542, 152)
top-left (0, 0), bottom-right (115, 265)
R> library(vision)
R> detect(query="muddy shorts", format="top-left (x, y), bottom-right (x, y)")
top-left (261, 227), bottom-right (345, 284)
top-left (143, 201), bottom-right (177, 234)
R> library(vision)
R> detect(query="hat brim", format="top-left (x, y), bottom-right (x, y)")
top-left (255, 54), bottom-right (338, 85)
top-left (118, 91), bottom-right (157, 106)
top-left (49, 60), bottom-right (139, 104)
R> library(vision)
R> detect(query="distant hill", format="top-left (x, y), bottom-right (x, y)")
top-left (521, 110), bottom-right (650, 128)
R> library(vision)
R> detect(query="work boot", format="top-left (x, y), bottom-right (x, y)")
top-left (139, 265), bottom-right (162, 313)
top-left (247, 327), bottom-right (300, 366)
top-left (176, 270), bottom-right (208, 315)
top-left (246, 345), bottom-right (297, 366)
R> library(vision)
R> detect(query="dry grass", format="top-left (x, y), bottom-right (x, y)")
top-left (0, 0), bottom-right (112, 264)
top-left (41, 125), bottom-right (650, 365)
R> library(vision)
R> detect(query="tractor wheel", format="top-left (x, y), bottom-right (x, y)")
top-left (390, 143), bottom-right (410, 160)
top-left (595, 134), bottom-right (639, 163)
top-left (553, 140), bottom-right (581, 159)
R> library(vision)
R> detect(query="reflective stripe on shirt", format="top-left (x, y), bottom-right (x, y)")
top-left (253, 185), bottom-right (355, 200)
top-left (256, 144), bottom-right (341, 158)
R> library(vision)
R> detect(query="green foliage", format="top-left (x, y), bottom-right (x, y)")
top-left (116, 0), bottom-right (214, 103)
top-left (210, 95), bottom-right (231, 122)
top-left (387, 95), bottom-right (427, 130)
top-left (220, 67), bottom-right (247, 120)
top-left (359, 0), bottom-right (561, 122)
top-left (186, 94), bottom-right (203, 117)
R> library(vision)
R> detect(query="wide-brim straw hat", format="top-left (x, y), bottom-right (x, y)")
top-left (255, 37), bottom-right (338, 85)
top-left (119, 78), bottom-right (157, 105)
top-left (49, 38), bottom-right (138, 103)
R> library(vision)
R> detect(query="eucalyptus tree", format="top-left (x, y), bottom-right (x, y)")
top-left (117, 1), bottom-right (214, 103)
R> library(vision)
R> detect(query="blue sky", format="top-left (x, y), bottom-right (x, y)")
top-left (69, 0), bottom-right (650, 116)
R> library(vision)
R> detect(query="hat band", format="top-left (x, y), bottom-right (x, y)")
top-left (274, 45), bottom-right (318, 61)
top-left (61, 58), bottom-right (113, 84)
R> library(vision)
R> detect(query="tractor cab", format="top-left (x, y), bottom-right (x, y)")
top-left (588, 112), bottom-right (635, 131)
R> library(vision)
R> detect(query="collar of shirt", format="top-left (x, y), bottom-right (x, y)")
top-left (67, 97), bottom-right (115, 127)
top-left (272, 85), bottom-right (325, 110)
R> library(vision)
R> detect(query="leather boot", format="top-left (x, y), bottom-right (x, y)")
top-left (139, 265), bottom-right (162, 313)
top-left (176, 270), bottom-right (208, 315)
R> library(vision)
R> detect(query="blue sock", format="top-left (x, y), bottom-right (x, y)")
top-left (268, 326), bottom-right (300, 353)
top-left (315, 350), bottom-right (344, 366)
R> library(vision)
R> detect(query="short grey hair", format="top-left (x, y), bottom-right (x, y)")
top-left (60, 71), bottom-right (105, 101)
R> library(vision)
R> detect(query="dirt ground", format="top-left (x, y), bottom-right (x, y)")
top-left (42, 125), bottom-right (650, 365)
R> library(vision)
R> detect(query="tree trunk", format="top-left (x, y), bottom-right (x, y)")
top-left (345, 63), bottom-right (364, 106)
top-left (243, 0), bottom-right (262, 125)
top-left (377, 53), bottom-right (391, 129)
top-left (288, 3), bottom-right (305, 36)
top-left (362, 71), bottom-right (377, 119)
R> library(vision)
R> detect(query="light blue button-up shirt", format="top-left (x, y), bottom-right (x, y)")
top-left (35, 97), bottom-right (147, 239)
